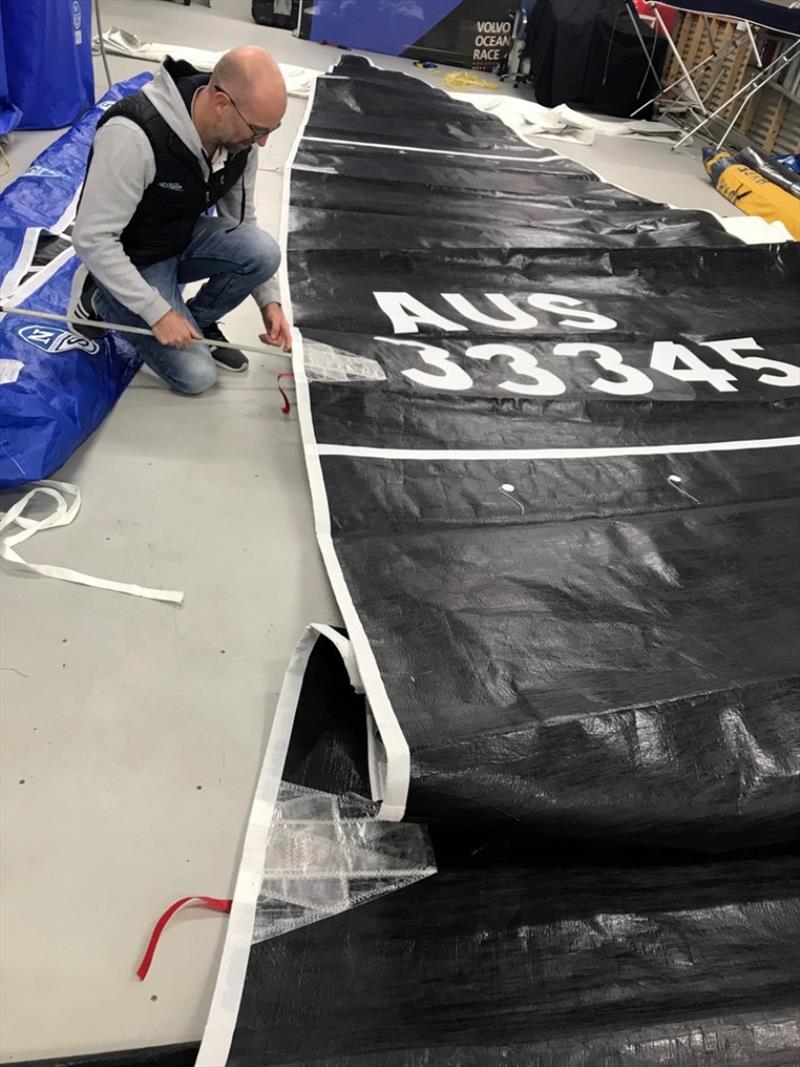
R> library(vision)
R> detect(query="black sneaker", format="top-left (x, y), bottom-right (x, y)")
top-left (72, 275), bottom-right (107, 340)
top-left (201, 322), bottom-right (249, 373)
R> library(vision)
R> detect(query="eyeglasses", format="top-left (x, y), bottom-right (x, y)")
top-left (214, 84), bottom-right (280, 140)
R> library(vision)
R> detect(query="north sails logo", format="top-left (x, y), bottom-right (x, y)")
top-left (158, 181), bottom-right (184, 191)
top-left (17, 325), bottom-right (100, 356)
top-left (25, 165), bottom-right (65, 179)
top-left (72, 0), bottom-right (83, 44)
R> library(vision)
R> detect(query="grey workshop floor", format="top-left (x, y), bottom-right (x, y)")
top-left (0, 1), bottom-right (738, 1061)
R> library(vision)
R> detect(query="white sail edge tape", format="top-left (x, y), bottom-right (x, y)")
top-left (0, 480), bottom-right (184, 605)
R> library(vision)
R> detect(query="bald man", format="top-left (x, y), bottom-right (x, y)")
top-left (71, 48), bottom-right (291, 394)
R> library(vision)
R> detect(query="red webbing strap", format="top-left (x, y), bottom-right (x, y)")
top-left (136, 896), bottom-right (232, 980)
top-left (278, 371), bottom-right (295, 414)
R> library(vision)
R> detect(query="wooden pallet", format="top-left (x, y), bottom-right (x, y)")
top-left (660, 11), bottom-right (799, 152)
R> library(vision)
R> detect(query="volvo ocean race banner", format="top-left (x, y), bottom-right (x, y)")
top-left (299, 0), bottom-right (516, 71)
top-left (196, 57), bottom-right (799, 1066)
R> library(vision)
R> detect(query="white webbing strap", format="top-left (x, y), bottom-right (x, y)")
top-left (1, 480), bottom-right (184, 604)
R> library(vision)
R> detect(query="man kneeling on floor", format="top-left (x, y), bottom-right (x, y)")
top-left (71, 46), bottom-right (291, 394)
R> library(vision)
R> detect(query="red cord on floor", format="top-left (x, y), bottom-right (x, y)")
top-left (278, 371), bottom-right (295, 415)
top-left (136, 896), bottom-right (232, 980)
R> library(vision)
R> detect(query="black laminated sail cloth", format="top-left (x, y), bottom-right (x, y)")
top-left (287, 56), bottom-right (800, 847)
top-left (196, 58), bottom-right (800, 1066)
top-left (201, 630), bottom-right (800, 1067)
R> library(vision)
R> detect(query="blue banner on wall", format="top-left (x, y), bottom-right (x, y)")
top-left (0, 4), bottom-right (20, 136)
top-left (302, 0), bottom-right (515, 70)
top-left (0, 0), bottom-right (94, 130)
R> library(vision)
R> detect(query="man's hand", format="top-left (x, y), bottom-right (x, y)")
top-left (152, 309), bottom-right (202, 350)
top-left (260, 302), bottom-right (292, 352)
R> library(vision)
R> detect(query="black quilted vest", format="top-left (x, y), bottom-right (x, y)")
top-left (93, 61), bottom-right (251, 267)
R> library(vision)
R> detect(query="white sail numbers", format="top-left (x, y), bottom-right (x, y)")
top-left (372, 291), bottom-right (799, 397)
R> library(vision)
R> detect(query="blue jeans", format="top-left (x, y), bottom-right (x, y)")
top-left (95, 217), bottom-right (281, 395)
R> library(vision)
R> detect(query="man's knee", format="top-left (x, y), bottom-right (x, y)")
top-left (172, 365), bottom-right (217, 396)
top-left (166, 346), bottom-right (218, 396)
top-left (239, 225), bottom-right (280, 283)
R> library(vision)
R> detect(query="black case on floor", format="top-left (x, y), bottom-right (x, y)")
top-left (251, 0), bottom-right (300, 31)
top-left (527, 0), bottom-right (665, 117)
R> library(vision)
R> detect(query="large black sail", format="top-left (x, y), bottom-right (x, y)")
top-left (289, 57), bottom-right (799, 848)
top-left (202, 57), bottom-right (800, 1067)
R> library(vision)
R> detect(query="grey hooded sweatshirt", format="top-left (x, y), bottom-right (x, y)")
top-left (71, 61), bottom-right (280, 328)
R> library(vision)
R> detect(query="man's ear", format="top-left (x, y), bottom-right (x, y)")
top-left (210, 88), bottom-right (229, 116)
